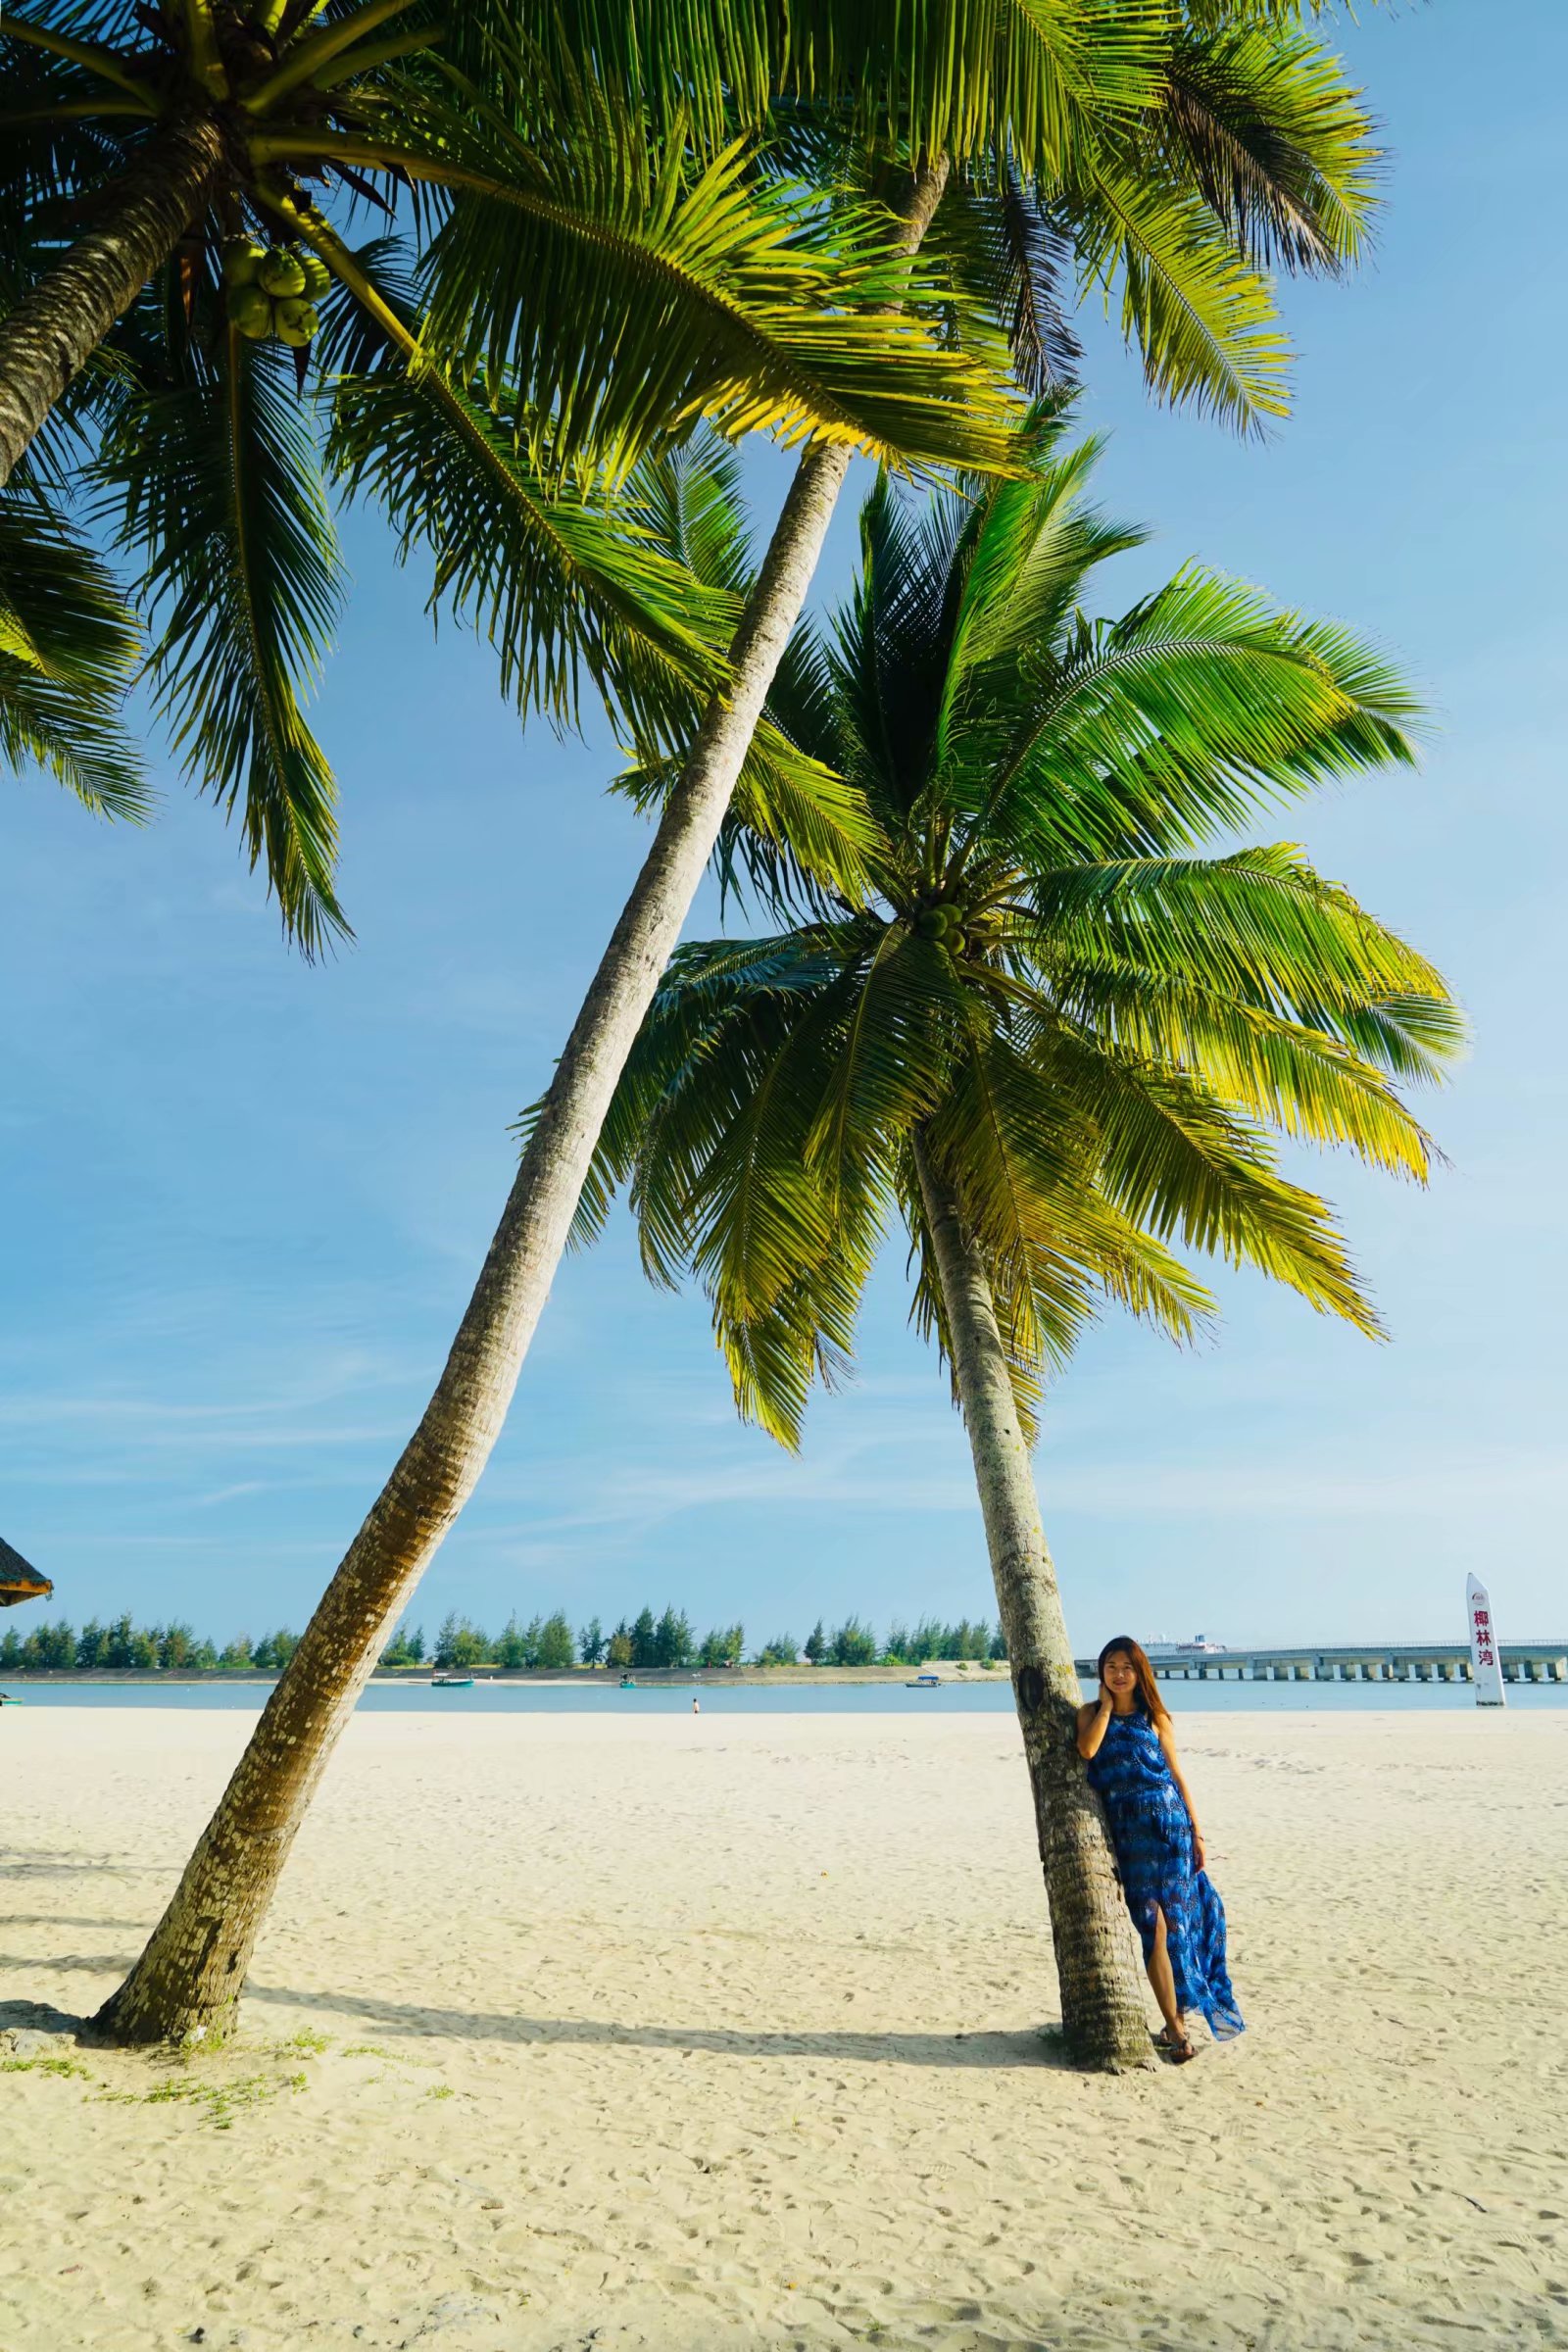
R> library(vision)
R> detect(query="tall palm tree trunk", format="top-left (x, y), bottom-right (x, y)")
top-left (92, 158), bottom-right (951, 2049)
top-left (910, 1130), bottom-right (1151, 2071)
top-left (0, 117), bottom-right (223, 489)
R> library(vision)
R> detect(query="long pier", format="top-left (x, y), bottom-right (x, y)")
top-left (1074, 1642), bottom-right (1568, 1686)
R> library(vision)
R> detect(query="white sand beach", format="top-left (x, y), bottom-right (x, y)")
top-left (2, 1704), bottom-right (1564, 2351)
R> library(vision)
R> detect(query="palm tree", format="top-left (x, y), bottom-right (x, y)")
top-left (575, 428), bottom-right (1464, 2066)
top-left (6, 9), bottom-right (1025, 952)
top-left (87, 5), bottom-right (1385, 2046)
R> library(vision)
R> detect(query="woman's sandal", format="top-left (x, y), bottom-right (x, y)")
top-left (1155, 2024), bottom-right (1198, 2064)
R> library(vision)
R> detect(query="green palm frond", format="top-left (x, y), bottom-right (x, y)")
top-left (95, 329), bottom-right (347, 955)
top-left (451, 5), bottom-right (1353, 456)
top-left (917, 1027), bottom-right (1181, 1434)
top-left (936, 424), bottom-right (1146, 720)
top-left (954, 564), bottom-right (1421, 868)
top-left (535, 0), bottom-right (1170, 177)
top-left (1048, 967), bottom-right (1442, 1179)
top-left (619, 723), bottom-right (880, 911)
top-left (718, 1259), bottom-right (864, 1449)
top-left (827, 467), bottom-right (993, 843)
top-left (597, 924), bottom-right (886, 1447)
top-left (806, 922), bottom-right (961, 1205)
top-left (725, 727), bottom-right (878, 911)
top-left (0, 478), bottom-right (145, 814)
top-left (1027, 846), bottom-right (1450, 1021)
top-left (400, 66), bottom-right (1023, 480)
top-left (687, 977), bottom-right (867, 1322)
top-left (541, 925), bottom-right (858, 1257)
top-left (929, 170), bottom-right (1085, 399)
top-left (1150, 21), bottom-right (1378, 274)
top-left (1066, 161), bottom-right (1293, 433)
top-left (1048, 1029), bottom-right (1384, 1335)
top-left (318, 245), bottom-right (743, 746)
top-left (755, 616), bottom-right (849, 784)
top-left (626, 427), bottom-right (753, 595)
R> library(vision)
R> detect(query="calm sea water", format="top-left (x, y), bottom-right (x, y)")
top-left (5, 1678), bottom-right (1565, 1715)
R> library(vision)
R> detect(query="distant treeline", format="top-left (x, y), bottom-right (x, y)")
top-left (0, 1614), bottom-right (300, 1673)
top-left (2, 1606), bottom-right (1006, 1673)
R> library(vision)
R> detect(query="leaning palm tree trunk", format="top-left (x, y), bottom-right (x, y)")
top-left (0, 118), bottom-right (223, 489)
top-left (92, 161), bottom-right (951, 2048)
top-left (910, 1130), bottom-right (1151, 2070)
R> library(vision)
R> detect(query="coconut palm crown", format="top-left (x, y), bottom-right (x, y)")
top-left (577, 420), bottom-right (1465, 1444)
top-left (1, 4), bottom-right (1037, 951)
top-left (1, 2), bottom-right (1379, 948)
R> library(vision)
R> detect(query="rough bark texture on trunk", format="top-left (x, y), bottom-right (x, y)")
top-left (910, 1131), bottom-right (1152, 2072)
top-left (0, 117), bottom-right (223, 490)
top-left (92, 161), bottom-right (952, 2048)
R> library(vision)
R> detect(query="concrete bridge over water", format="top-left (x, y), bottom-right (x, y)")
top-left (1076, 1642), bottom-right (1568, 1686)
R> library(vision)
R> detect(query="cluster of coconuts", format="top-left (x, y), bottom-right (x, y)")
top-left (912, 902), bottom-right (1003, 955)
top-left (222, 238), bottom-right (330, 347)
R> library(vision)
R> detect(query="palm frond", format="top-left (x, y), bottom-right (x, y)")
top-left (532, 0), bottom-right (1170, 178)
top-left (1039, 965), bottom-right (1443, 1180)
top-left (1049, 1030), bottom-right (1384, 1336)
top-left (1066, 162), bottom-right (1294, 433)
top-left (321, 273), bottom-right (741, 745)
top-left (959, 564), bottom-right (1421, 866)
top-left (1151, 21), bottom-right (1379, 273)
top-left (95, 329), bottom-right (347, 954)
top-left (927, 169), bottom-right (1085, 398)
top-left (921, 1022), bottom-right (1211, 1431)
top-left (937, 423), bottom-right (1145, 722)
top-left (806, 924), bottom-right (961, 1208)
top-left (1027, 845), bottom-right (1453, 1025)
top-left (829, 468), bottom-right (980, 828)
top-left (625, 425), bottom-right (753, 595)
top-left (383, 59), bottom-right (1023, 479)
top-left (0, 478), bottom-right (146, 814)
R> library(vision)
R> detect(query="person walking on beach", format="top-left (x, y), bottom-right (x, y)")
top-left (1077, 1637), bottom-right (1244, 2064)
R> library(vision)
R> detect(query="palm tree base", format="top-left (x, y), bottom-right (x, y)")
top-left (1019, 1701), bottom-right (1154, 2071)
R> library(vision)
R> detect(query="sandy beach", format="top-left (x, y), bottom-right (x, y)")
top-left (2, 1705), bottom-right (1564, 2351)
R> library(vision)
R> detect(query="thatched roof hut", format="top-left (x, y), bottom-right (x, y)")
top-left (0, 1536), bottom-right (51, 1609)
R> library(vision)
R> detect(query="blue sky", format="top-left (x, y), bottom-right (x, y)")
top-left (4, 4), bottom-right (1564, 1655)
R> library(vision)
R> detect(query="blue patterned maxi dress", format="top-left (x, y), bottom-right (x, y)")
top-left (1085, 1705), bottom-right (1245, 2040)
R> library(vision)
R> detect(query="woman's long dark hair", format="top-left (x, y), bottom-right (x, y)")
top-left (1097, 1636), bottom-right (1170, 1724)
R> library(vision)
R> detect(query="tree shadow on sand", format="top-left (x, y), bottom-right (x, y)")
top-left (247, 1981), bottom-right (1076, 2069)
top-left (0, 1954), bottom-right (1076, 2068)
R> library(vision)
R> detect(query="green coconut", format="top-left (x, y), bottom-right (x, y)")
top-left (913, 908), bottom-right (945, 940)
top-left (257, 248), bottom-right (308, 298)
top-left (222, 238), bottom-right (269, 288)
top-left (300, 254), bottom-right (332, 300)
top-left (273, 298), bottom-right (319, 349)
top-left (226, 284), bottom-right (274, 340)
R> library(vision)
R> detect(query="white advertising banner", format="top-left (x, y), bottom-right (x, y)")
top-left (1466, 1574), bottom-right (1506, 1708)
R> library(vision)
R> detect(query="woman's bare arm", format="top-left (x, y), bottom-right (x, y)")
top-left (1076, 1690), bottom-right (1112, 1758)
top-left (1155, 1718), bottom-right (1207, 1870)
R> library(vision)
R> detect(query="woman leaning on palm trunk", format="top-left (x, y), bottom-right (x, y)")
top-left (1077, 1638), bottom-right (1244, 2065)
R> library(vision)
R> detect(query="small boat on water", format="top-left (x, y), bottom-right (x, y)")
top-left (906, 1672), bottom-right (943, 1688)
top-left (618, 1675), bottom-right (638, 1689)
top-left (430, 1672), bottom-right (474, 1689)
